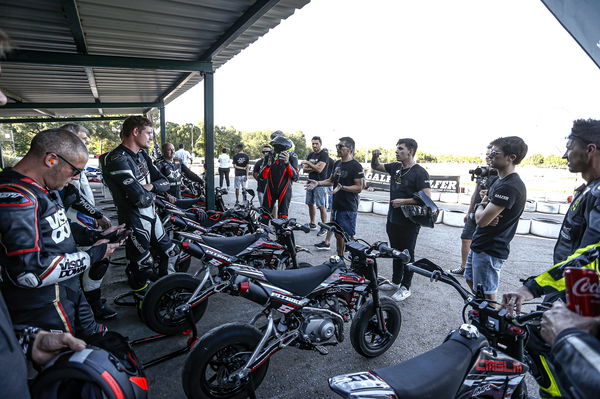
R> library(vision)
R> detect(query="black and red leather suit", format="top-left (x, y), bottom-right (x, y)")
top-left (261, 152), bottom-right (298, 218)
top-left (102, 145), bottom-right (178, 290)
top-left (0, 169), bottom-right (106, 337)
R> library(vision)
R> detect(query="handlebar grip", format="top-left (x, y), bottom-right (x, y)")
top-left (298, 224), bottom-right (311, 233)
top-left (318, 222), bottom-right (333, 231)
top-left (406, 263), bottom-right (433, 278)
top-left (515, 310), bottom-right (545, 324)
top-left (181, 241), bottom-right (205, 258)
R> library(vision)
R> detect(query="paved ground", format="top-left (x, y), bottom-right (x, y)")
top-left (96, 180), bottom-right (556, 398)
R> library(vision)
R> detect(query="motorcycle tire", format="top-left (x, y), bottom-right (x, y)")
top-left (350, 296), bottom-right (402, 358)
top-left (141, 273), bottom-right (208, 335)
top-left (182, 322), bottom-right (269, 399)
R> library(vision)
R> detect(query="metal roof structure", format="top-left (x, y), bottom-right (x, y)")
top-left (0, 0), bottom-right (310, 119)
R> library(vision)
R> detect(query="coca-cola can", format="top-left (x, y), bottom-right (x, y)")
top-left (564, 267), bottom-right (600, 317)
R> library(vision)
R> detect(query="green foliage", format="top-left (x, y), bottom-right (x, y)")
top-left (521, 153), bottom-right (566, 168)
top-left (287, 131), bottom-right (309, 159)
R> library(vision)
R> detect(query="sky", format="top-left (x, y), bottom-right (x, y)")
top-left (166, 0), bottom-right (600, 157)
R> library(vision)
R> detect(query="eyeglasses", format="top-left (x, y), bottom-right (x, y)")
top-left (336, 144), bottom-right (349, 149)
top-left (47, 152), bottom-right (82, 177)
top-left (487, 150), bottom-right (504, 158)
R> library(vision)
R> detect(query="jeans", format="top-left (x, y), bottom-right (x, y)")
top-left (386, 221), bottom-right (420, 289)
top-left (218, 168), bottom-right (230, 188)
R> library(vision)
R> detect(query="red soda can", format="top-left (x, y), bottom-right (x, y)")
top-left (564, 267), bottom-right (600, 317)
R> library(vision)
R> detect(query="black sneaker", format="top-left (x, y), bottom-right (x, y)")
top-left (314, 242), bottom-right (331, 250)
top-left (448, 267), bottom-right (465, 276)
top-left (317, 227), bottom-right (327, 237)
top-left (309, 223), bottom-right (318, 230)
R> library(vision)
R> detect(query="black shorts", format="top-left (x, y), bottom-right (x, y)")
top-left (461, 213), bottom-right (477, 239)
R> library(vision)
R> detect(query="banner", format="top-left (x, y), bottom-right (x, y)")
top-left (541, 0), bottom-right (600, 69)
top-left (364, 170), bottom-right (460, 193)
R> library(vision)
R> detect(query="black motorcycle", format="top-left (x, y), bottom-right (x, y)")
top-left (180, 223), bottom-right (407, 399)
top-left (140, 217), bottom-right (311, 335)
top-left (329, 259), bottom-right (544, 399)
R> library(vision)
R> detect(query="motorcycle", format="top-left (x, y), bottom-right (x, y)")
top-left (329, 259), bottom-right (544, 399)
top-left (180, 222), bottom-right (407, 399)
top-left (140, 217), bottom-right (311, 335)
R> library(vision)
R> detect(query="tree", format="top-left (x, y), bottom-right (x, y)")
top-left (287, 130), bottom-right (309, 159)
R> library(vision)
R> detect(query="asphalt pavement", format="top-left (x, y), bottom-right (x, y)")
top-left (97, 180), bottom-right (556, 398)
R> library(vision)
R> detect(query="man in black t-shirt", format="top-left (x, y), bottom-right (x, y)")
top-left (301, 136), bottom-right (329, 235)
top-left (233, 143), bottom-right (250, 204)
top-left (306, 137), bottom-right (364, 256)
top-left (371, 138), bottom-right (431, 301)
top-left (253, 144), bottom-right (272, 206)
top-left (467, 136), bottom-right (528, 302)
top-left (323, 148), bottom-right (335, 211)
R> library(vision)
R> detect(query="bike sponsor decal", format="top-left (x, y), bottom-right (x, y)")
top-left (123, 178), bottom-right (134, 185)
top-left (271, 291), bottom-right (303, 306)
top-left (58, 257), bottom-right (88, 278)
top-left (475, 359), bottom-right (523, 373)
top-left (276, 304), bottom-right (296, 314)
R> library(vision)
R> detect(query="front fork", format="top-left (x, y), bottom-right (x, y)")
top-left (364, 259), bottom-right (390, 336)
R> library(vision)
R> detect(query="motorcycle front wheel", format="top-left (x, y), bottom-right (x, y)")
top-left (350, 296), bottom-right (402, 358)
top-left (141, 273), bottom-right (208, 335)
top-left (182, 322), bottom-right (270, 399)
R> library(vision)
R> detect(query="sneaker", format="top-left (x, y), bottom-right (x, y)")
top-left (317, 227), bottom-right (327, 237)
top-left (392, 286), bottom-right (411, 301)
top-left (379, 282), bottom-right (399, 291)
top-left (309, 223), bottom-right (318, 230)
top-left (448, 267), bottom-right (465, 276)
top-left (314, 242), bottom-right (331, 250)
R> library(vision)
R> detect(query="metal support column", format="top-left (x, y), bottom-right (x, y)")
top-left (159, 104), bottom-right (166, 145)
top-left (203, 72), bottom-right (215, 210)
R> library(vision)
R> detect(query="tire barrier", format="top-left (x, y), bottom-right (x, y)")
top-left (373, 201), bottom-right (389, 216)
top-left (435, 209), bottom-right (444, 224)
top-left (559, 203), bottom-right (570, 215)
top-left (516, 218), bottom-right (531, 235)
top-left (358, 199), bottom-right (374, 213)
top-left (524, 200), bottom-right (537, 212)
top-left (536, 202), bottom-right (560, 214)
top-left (439, 192), bottom-right (459, 204)
top-left (459, 194), bottom-right (472, 205)
top-left (429, 191), bottom-right (441, 201)
top-left (442, 210), bottom-right (466, 227)
top-left (530, 218), bottom-right (562, 239)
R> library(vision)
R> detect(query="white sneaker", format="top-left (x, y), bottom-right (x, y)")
top-left (392, 286), bottom-right (411, 301)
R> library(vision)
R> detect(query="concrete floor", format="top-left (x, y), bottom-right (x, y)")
top-left (97, 180), bottom-right (556, 398)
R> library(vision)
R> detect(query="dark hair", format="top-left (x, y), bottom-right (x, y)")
top-left (311, 136), bottom-right (322, 144)
top-left (221, 148), bottom-right (228, 153)
top-left (121, 116), bottom-right (152, 138)
top-left (322, 148), bottom-right (329, 154)
top-left (235, 143), bottom-right (244, 150)
top-left (570, 119), bottom-right (600, 146)
top-left (489, 136), bottom-right (528, 165)
top-left (29, 128), bottom-right (88, 158)
top-left (178, 143), bottom-right (184, 149)
top-left (60, 123), bottom-right (89, 135)
top-left (339, 136), bottom-right (355, 151)
top-left (396, 138), bottom-right (418, 155)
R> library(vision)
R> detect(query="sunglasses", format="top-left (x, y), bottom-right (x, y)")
top-left (336, 144), bottom-right (349, 149)
top-left (47, 152), bottom-right (83, 177)
top-left (487, 150), bottom-right (504, 158)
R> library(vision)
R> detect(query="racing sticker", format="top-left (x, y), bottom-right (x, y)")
top-left (45, 209), bottom-right (72, 244)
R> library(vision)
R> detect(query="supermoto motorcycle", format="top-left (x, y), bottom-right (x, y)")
top-left (179, 222), bottom-right (407, 399)
top-left (140, 217), bottom-right (311, 335)
top-left (329, 259), bottom-right (545, 399)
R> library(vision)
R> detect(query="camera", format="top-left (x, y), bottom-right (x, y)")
top-left (469, 166), bottom-right (498, 185)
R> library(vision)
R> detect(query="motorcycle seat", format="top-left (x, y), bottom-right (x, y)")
top-left (201, 232), bottom-right (263, 256)
top-left (261, 261), bottom-right (340, 297)
top-left (374, 331), bottom-right (488, 399)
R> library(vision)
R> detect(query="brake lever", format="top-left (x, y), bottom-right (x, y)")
top-left (430, 270), bottom-right (442, 283)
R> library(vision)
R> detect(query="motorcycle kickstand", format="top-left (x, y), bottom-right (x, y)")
top-left (246, 374), bottom-right (258, 399)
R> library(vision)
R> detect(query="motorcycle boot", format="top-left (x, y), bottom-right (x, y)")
top-left (85, 288), bottom-right (118, 321)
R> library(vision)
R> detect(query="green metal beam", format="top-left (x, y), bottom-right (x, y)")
top-left (0, 116), bottom-right (128, 124)
top-left (2, 102), bottom-right (161, 110)
top-left (200, 0), bottom-right (281, 61)
top-left (5, 50), bottom-right (214, 72)
top-left (204, 72), bottom-right (215, 210)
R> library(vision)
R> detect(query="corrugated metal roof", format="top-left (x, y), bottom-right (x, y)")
top-left (0, 0), bottom-right (310, 118)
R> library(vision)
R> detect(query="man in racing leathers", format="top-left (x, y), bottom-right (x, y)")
top-left (502, 118), bottom-right (600, 398)
top-left (156, 142), bottom-right (204, 206)
top-left (102, 116), bottom-right (179, 292)
top-left (0, 128), bottom-right (120, 338)
top-left (260, 134), bottom-right (299, 220)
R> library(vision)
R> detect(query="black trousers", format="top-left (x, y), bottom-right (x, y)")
top-left (218, 168), bottom-right (230, 188)
top-left (386, 221), bottom-right (420, 288)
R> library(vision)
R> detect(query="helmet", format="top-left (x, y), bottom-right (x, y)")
top-left (31, 332), bottom-right (147, 399)
top-left (399, 190), bottom-right (439, 228)
top-left (270, 135), bottom-right (294, 153)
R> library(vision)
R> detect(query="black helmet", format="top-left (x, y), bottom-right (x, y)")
top-left (399, 190), bottom-right (439, 228)
top-left (270, 135), bottom-right (294, 153)
top-left (31, 332), bottom-right (147, 399)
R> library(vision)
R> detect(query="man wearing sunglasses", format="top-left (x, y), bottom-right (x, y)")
top-left (466, 136), bottom-right (528, 303)
top-left (0, 128), bottom-right (122, 338)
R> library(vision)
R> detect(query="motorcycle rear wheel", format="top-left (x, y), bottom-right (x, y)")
top-left (141, 273), bottom-right (208, 335)
top-left (182, 322), bottom-right (269, 399)
top-left (350, 296), bottom-right (402, 358)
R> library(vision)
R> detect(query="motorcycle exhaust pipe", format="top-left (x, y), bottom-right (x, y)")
top-left (181, 241), bottom-right (205, 258)
top-left (236, 278), bottom-right (269, 305)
